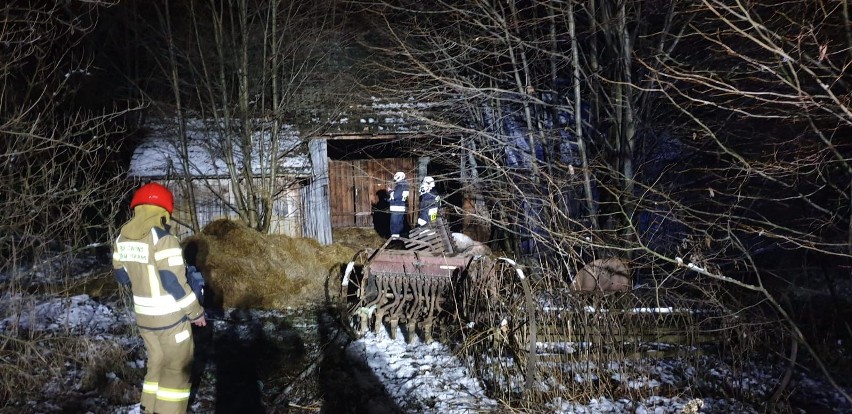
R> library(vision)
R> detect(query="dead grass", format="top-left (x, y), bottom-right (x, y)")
top-left (0, 333), bottom-right (140, 409)
top-left (183, 220), bottom-right (357, 309)
top-left (0, 335), bottom-right (45, 404)
top-left (77, 337), bottom-right (141, 403)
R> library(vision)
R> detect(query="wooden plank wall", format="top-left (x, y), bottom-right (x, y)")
top-left (329, 160), bottom-right (355, 227)
top-left (352, 160), bottom-right (378, 227)
top-left (163, 177), bottom-right (303, 240)
top-left (329, 158), bottom-right (417, 228)
top-left (303, 139), bottom-right (333, 244)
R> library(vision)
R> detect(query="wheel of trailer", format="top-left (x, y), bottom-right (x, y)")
top-left (338, 249), bottom-right (373, 338)
top-left (460, 257), bottom-right (535, 400)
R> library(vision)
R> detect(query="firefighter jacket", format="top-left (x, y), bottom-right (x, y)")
top-left (388, 181), bottom-right (409, 214)
top-left (112, 205), bottom-right (204, 330)
top-left (418, 191), bottom-right (440, 224)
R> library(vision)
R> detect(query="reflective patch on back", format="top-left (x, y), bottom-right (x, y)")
top-left (168, 256), bottom-right (184, 266)
top-left (115, 242), bottom-right (150, 263)
top-left (175, 329), bottom-right (190, 343)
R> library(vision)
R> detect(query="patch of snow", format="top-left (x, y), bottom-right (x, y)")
top-left (1, 293), bottom-right (132, 334)
top-left (351, 330), bottom-right (498, 413)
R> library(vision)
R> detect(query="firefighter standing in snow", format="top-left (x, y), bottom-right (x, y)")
top-left (388, 171), bottom-right (409, 238)
top-left (112, 183), bottom-right (206, 414)
top-left (417, 176), bottom-right (440, 226)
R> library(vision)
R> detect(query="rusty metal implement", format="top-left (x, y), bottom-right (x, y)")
top-left (340, 218), bottom-right (496, 343)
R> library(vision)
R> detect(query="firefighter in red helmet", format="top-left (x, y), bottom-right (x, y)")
top-left (112, 182), bottom-right (206, 414)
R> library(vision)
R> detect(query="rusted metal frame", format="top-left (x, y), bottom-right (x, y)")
top-left (357, 249), bottom-right (474, 342)
top-left (388, 274), bottom-right (410, 339)
top-left (373, 274), bottom-right (396, 334)
top-left (422, 276), bottom-right (438, 342)
top-left (406, 275), bottom-right (427, 343)
top-left (396, 236), bottom-right (433, 251)
top-left (356, 267), bottom-right (384, 335)
top-left (386, 275), bottom-right (407, 336)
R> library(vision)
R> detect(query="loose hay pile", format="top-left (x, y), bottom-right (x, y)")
top-left (183, 219), bottom-right (355, 309)
top-left (332, 227), bottom-right (387, 251)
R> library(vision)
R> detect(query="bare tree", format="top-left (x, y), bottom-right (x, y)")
top-left (0, 1), bottom-right (136, 276)
top-left (143, 0), bottom-right (350, 233)
top-left (356, 0), bottom-right (682, 261)
top-left (640, 0), bottom-right (852, 402)
top-left (355, 0), bottom-right (851, 407)
top-left (0, 0), bottom-right (141, 402)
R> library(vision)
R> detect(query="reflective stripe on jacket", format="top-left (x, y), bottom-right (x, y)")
top-left (388, 181), bottom-right (409, 213)
top-left (419, 191), bottom-right (439, 223)
top-left (113, 227), bottom-right (204, 330)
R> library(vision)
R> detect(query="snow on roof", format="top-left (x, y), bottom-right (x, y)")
top-left (314, 96), bottom-right (438, 134)
top-left (129, 118), bottom-right (311, 178)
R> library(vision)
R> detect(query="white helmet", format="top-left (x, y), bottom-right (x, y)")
top-left (393, 171), bottom-right (406, 182)
top-left (421, 176), bottom-right (435, 192)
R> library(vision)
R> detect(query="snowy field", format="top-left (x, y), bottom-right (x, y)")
top-left (2, 292), bottom-right (851, 413)
top-left (1, 251), bottom-right (851, 413)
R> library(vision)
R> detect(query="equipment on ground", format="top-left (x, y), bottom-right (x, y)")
top-left (339, 218), bottom-right (515, 343)
top-left (338, 218), bottom-right (731, 399)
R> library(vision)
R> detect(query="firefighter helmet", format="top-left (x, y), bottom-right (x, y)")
top-left (130, 182), bottom-right (174, 214)
top-left (422, 176), bottom-right (435, 192)
top-left (394, 171), bottom-right (406, 182)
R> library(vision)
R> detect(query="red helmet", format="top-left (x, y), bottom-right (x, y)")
top-left (130, 182), bottom-right (174, 214)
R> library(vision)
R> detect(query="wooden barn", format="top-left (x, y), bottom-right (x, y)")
top-left (128, 114), bottom-right (438, 245)
top-left (300, 98), bottom-right (447, 243)
top-left (322, 134), bottom-right (425, 234)
top-left (124, 24), bottom-right (477, 245)
top-left (127, 92), bottom-right (471, 247)
top-left (128, 119), bottom-right (312, 240)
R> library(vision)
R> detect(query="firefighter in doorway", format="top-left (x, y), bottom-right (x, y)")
top-left (388, 171), bottom-right (409, 238)
top-left (112, 183), bottom-right (206, 414)
top-left (417, 176), bottom-right (440, 226)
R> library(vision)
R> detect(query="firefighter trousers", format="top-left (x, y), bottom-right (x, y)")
top-left (139, 321), bottom-right (195, 414)
top-left (390, 212), bottom-right (405, 236)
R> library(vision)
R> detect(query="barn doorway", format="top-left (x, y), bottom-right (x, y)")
top-left (328, 158), bottom-right (417, 230)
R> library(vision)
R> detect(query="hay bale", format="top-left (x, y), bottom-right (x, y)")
top-left (332, 227), bottom-right (386, 251)
top-left (182, 219), bottom-right (354, 309)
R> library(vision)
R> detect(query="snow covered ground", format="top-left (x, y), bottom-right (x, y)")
top-left (350, 332), bottom-right (499, 413)
top-left (2, 252), bottom-right (852, 413)
top-left (2, 292), bottom-right (852, 413)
